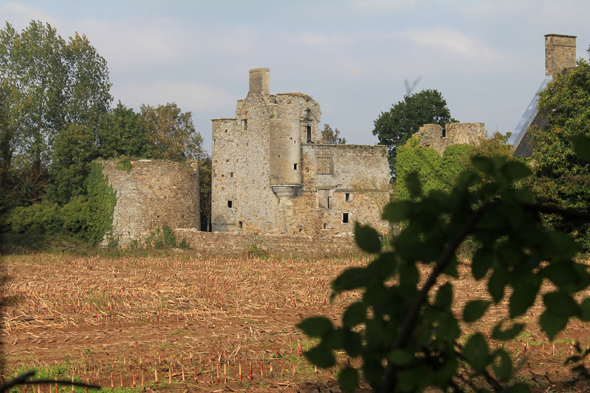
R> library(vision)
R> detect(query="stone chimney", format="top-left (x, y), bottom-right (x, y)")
top-left (545, 34), bottom-right (576, 77)
top-left (249, 68), bottom-right (270, 95)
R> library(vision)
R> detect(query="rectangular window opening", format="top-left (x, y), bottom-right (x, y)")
top-left (238, 221), bottom-right (243, 229)
top-left (230, 172), bottom-right (234, 177)
top-left (345, 193), bottom-right (351, 202)
top-left (442, 127), bottom-right (446, 138)
top-left (307, 125), bottom-right (312, 143)
top-left (243, 119), bottom-right (247, 130)
top-left (322, 223), bottom-right (327, 229)
top-left (228, 200), bottom-right (233, 208)
top-left (316, 148), bottom-right (334, 175)
top-left (293, 163), bottom-right (298, 170)
top-left (317, 190), bottom-right (331, 209)
top-left (342, 213), bottom-right (349, 223)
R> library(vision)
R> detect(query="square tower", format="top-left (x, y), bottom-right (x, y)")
top-left (545, 34), bottom-right (576, 77)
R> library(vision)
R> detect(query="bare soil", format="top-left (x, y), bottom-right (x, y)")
top-left (1, 252), bottom-right (589, 392)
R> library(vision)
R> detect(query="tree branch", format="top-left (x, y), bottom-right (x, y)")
top-left (521, 202), bottom-right (590, 221)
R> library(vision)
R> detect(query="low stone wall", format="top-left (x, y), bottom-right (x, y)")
top-left (174, 228), bottom-right (363, 258)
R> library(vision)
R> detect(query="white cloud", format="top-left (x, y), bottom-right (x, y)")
top-left (113, 80), bottom-right (235, 113)
top-left (1, 2), bottom-right (63, 30)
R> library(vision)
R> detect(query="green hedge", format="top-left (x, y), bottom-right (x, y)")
top-left (8, 161), bottom-right (116, 244)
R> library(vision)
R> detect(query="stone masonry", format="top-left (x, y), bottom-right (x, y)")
top-left (545, 34), bottom-right (576, 77)
top-left (414, 123), bottom-right (485, 155)
top-left (101, 159), bottom-right (199, 246)
top-left (211, 68), bottom-right (391, 236)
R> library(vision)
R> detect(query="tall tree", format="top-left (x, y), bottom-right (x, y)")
top-left (141, 103), bottom-right (203, 161)
top-left (198, 155), bottom-right (212, 231)
top-left (0, 21), bottom-right (111, 204)
top-left (373, 89), bottom-right (457, 178)
top-left (322, 124), bottom-right (346, 144)
top-left (97, 102), bottom-right (147, 159)
top-left (530, 56), bottom-right (590, 248)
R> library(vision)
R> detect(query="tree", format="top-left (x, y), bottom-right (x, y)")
top-left (373, 89), bottom-right (457, 177)
top-left (141, 103), bottom-right (203, 161)
top-left (0, 21), bottom-right (111, 204)
top-left (198, 155), bottom-right (212, 231)
top-left (530, 55), bottom-right (590, 248)
top-left (97, 102), bottom-right (147, 159)
top-left (298, 141), bottom-right (590, 393)
top-left (322, 124), bottom-right (346, 144)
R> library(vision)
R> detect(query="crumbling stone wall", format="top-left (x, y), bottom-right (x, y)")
top-left (545, 34), bottom-right (576, 77)
top-left (174, 228), bottom-right (363, 258)
top-left (211, 68), bottom-right (391, 236)
top-left (101, 159), bottom-right (199, 246)
top-left (414, 123), bottom-right (485, 155)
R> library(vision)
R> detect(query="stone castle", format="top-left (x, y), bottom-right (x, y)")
top-left (413, 122), bottom-right (485, 155)
top-left (211, 68), bottom-right (391, 235)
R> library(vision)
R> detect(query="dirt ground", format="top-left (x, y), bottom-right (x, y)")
top-left (1, 252), bottom-right (590, 392)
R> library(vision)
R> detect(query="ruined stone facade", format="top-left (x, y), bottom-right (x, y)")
top-left (101, 160), bottom-right (199, 246)
top-left (211, 68), bottom-right (390, 236)
top-left (414, 123), bottom-right (485, 155)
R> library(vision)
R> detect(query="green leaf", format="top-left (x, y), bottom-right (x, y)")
top-left (297, 317), bottom-right (333, 337)
top-left (463, 333), bottom-right (490, 374)
top-left (471, 156), bottom-right (495, 175)
top-left (539, 309), bottom-right (568, 340)
top-left (389, 349), bottom-right (414, 366)
top-left (543, 291), bottom-right (579, 319)
top-left (342, 302), bottom-right (366, 328)
top-left (343, 331), bottom-right (363, 357)
top-left (570, 134), bottom-right (590, 162)
top-left (354, 222), bottom-right (382, 254)
top-left (579, 298), bottom-right (590, 322)
top-left (502, 161), bottom-right (531, 181)
top-left (488, 266), bottom-right (509, 303)
top-left (463, 300), bottom-right (491, 323)
top-left (332, 267), bottom-right (369, 291)
top-left (472, 247), bottom-right (495, 280)
top-left (546, 231), bottom-right (581, 258)
top-left (492, 348), bottom-right (512, 381)
top-left (304, 345), bottom-right (336, 368)
top-left (492, 321), bottom-right (524, 340)
top-left (434, 283), bottom-right (453, 311)
top-left (382, 200), bottom-right (413, 223)
top-left (405, 171), bottom-right (422, 199)
top-left (509, 273), bottom-right (541, 318)
top-left (338, 367), bottom-right (359, 393)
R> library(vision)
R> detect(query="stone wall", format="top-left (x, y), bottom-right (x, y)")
top-left (101, 159), bottom-right (199, 246)
top-left (414, 123), bottom-right (485, 155)
top-left (545, 34), bottom-right (576, 77)
top-left (174, 228), bottom-right (363, 258)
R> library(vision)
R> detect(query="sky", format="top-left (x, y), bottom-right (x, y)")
top-left (2, 0), bottom-right (590, 154)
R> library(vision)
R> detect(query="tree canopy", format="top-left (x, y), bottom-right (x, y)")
top-left (321, 124), bottom-right (346, 144)
top-left (530, 54), bottom-right (590, 248)
top-left (373, 89), bottom-right (457, 178)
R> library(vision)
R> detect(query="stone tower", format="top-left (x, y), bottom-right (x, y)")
top-left (545, 34), bottom-right (576, 77)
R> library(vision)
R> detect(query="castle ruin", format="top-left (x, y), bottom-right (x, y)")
top-left (413, 123), bottom-right (486, 155)
top-left (211, 68), bottom-right (391, 236)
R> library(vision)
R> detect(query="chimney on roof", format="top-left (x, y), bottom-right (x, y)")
top-left (249, 68), bottom-right (270, 95)
top-left (545, 34), bottom-right (577, 77)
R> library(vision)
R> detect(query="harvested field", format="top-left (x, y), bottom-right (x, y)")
top-left (1, 253), bottom-right (590, 392)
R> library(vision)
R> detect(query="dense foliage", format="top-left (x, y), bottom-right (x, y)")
top-left (299, 140), bottom-right (590, 393)
top-left (322, 124), bottom-right (347, 144)
top-left (0, 21), bottom-right (208, 237)
top-left (530, 56), bottom-right (590, 249)
top-left (373, 89), bottom-right (457, 178)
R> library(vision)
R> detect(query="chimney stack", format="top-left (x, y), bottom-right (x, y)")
top-left (249, 68), bottom-right (270, 95)
top-left (545, 34), bottom-right (576, 77)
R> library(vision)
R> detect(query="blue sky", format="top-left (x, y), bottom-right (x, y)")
top-left (3, 0), bottom-right (590, 153)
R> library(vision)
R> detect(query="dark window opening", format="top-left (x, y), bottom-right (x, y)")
top-left (307, 125), bottom-right (312, 143)
top-left (345, 193), bottom-right (351, 201)
top-left (230, 172), bottom-right (234, 177)
top-left (294, 163), bottom-right (298, 170)
top-left (342, 213), bottom-right (349, 223)
top-left (224, 129), bottom-right (227, 133)
top-left (323, 223), bottom-right (327, 229)
top-left (239, 221), bottom-right (243, 229)
top-left (221, 174), bottom-right (224, 177)
top-left (243, 119), bottom-right (247, 130)
top-left (228, 200), bottom-right (233, 208)
top-left (442, 127), bottom-right (446, 138)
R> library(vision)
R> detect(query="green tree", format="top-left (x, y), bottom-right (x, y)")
top-left (97, 102), bottom-right (147, 159)
top-left (530, 55), bottom-right (590, 248)
top-left (141, 103), bottom-right (203, 161)
top-left (0, 21), bottom-right (111, 204)
top-left (322, 124), bottom-right (346, 144)
top-left (46, 123), bottom-right (98, 205)
top-left (373, 89), bottom-right (457, 177)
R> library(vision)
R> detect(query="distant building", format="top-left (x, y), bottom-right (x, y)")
top-left (509, 34), bottom-right (577, 157)
top-left (413, 123), bottom-right (485, 155)
top-left (211, 68), bottom-right (390, 235)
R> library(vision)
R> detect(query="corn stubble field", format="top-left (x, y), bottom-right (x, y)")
top-left (2, 253), bottom-right (590, 393)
